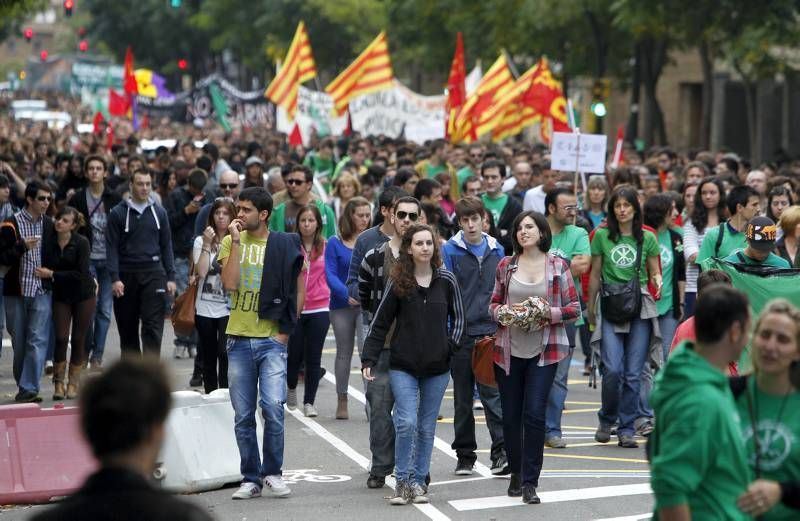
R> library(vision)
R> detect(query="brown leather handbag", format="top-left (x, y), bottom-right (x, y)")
top-left (171, 261), bottom-right (198, 337)
top-left (472, 336), bottom-right (497, 387)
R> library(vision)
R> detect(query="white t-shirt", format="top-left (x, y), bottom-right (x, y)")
top-left (192, 236), bottom-right (230, 318)
top-left (523, 185), bottom-right (546, 213)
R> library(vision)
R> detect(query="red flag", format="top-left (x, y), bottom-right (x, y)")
top-left (611, 125), bottom-right (625, 168)
top-left (92, 112), bottom-right (104, 134)
top-left (123, 47), bottom-right (138, 95)
top-left (105, 124), bottom-right (114, 151)
top-left (445, 32), bottom-right (466, 139)
top-left (140, 113), bottom-right (150, 129)
top-left (288, 122), bottom-right (303, 146)
top-left (108, 89), bottom-right (130, 116)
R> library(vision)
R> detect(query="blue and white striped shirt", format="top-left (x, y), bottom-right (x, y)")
top-left (15, 208), bottom-right (45, 297)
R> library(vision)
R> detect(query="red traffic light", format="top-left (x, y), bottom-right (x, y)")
top-left (39, 50), bottom-right (48, 61)
top-left (78, 26), bottom-right (87, 37)
top-left (63, 0), bottom-right (74, 16)
top-left (79, 40), bottom-right (88, 52)
top-left (23, 27), bottom-right (33, 41)
top-left (177, 58), bottom-right (188, 70)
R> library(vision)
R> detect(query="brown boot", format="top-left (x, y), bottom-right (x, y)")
top-left (66, 363), bottom-right (83, 399)
top-left (52, 361), bottom-right (67, 400)
top-left (336, 393), bottom-right (349, 420)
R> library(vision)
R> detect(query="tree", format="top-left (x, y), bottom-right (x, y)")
top-left (0, 0), bottom-right (48, 43)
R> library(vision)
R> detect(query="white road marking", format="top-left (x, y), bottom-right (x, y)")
top-left (322, 372), bottom-right (494, 477)
top-left (448, 482), bottom-right (652, 511)
top-left (592, 515), bottom-right (652, 521)
top-left (285, 403), bottom-right (452, 521)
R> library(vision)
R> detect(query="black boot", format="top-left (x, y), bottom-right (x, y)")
top-left (522, 483), bottom-right (540, 504)
top-left (507, 473), bottom-right (522, 497)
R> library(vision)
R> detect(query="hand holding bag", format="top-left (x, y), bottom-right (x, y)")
top-left (171, 259), bottom-right (198, 337)
top-left (600, 240), bottom-right (643, 325)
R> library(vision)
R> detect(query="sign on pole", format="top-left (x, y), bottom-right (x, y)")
top-left (550, 131), bottom-right (607, 174)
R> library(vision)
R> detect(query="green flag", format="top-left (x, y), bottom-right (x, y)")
top-left (700, 257), bottom-right (800, 370)
top-left (208, 83), bottom-right (232, 133)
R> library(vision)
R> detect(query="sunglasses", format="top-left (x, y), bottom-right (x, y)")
top-left (36, 195), bottom-right (52, 202)
top-left (395, 211), bottom-right (419, 221)
top-left (219, 183), bottom-right (238, 189)
top-left (215, 196), bottom-right (235, 203)
top-left (286, 179), bottom-right (306, 186)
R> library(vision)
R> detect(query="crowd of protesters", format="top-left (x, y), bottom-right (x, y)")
top-left (2, 103), bottom-right (800, 516)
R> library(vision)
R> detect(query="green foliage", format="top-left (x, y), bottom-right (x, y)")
top-left (0, 0), bottom-right (48, 43)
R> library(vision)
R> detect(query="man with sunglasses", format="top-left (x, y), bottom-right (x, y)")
top-left (194, 170), bottom-right (241, 238)
top-left (269, 164), bottom-right (336, 238)
top-left (0, 180), bottom-right (56, 402)
top-left (357, 195), bottom-right (421, 489)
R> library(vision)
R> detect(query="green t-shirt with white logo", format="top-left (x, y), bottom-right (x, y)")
top-left (697, 222), bottom-right (748, 264)
top-left (218, 232), bottom-right (279, 338)
top-left (736, 379), bottom-right (800, 521)
top-left (481, 193), bottom-right (508, 225)
top-left (551, 224), bottom-right (590, 325)
top-left (590, 227), bottom-right (660, 286)
top-left (656, 228), bottom-right (682, 316)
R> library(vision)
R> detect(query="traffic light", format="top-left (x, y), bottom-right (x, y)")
top-left (23, 27), bottom-right (33, 42)
top-left (40, 50), bottom-right (48, 61)
top-left (171, 0), bottom-right (182, 6)
top-left (177, 58), bottom-right (188, 70)
top-left (79, 40), bottom-right (88, 52)
top-left (590, 78), bottom-right (610, 132)
top-left (63, 0), bottom-right (74, 17)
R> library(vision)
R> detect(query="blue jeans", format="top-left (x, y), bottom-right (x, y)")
top-left (638, 313), bottom-right (679, 419)
top-left (5, 293), bottom-right (53, 394)
top-left (227, 335), bottom-right (288, 484)
top-left (390, 369), bottom-right (450, 485)
top-left (598, 316), bottom-right (651, 437)
top-left (495, 355), bottom-right (557, 487)
top-left (545, 323), bottom-right (577, 439)
top-left (366, 349), bottom-right (395, 476)
top-left (87, 260), bottom-right (113, 362)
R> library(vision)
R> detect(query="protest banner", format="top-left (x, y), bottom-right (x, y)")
top-left (348, 80), bottom-right (445, 143)
top-left (276, 86), bottom-right (347, 145)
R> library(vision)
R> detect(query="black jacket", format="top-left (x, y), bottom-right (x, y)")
top-left (106, 198), bottom-right (176, 283)
top-left (0, 213), bottom-right (56, 297)
top-left (167, 187), bottom-right (208, 257)
top-left (42, 232), bottom-right (95, 303)
top-left (68, 185), bottom-right (122, 252)
top-left (30, 466), bottom-right (213, 521)
top-left (666, 227), bottom-right (686, 319)
top-left (362, 268), bottom-right (465, 377)
top-left (494, 196), bottom-right (523, 255)
top-left (257, 231), bottom-right (304, 334)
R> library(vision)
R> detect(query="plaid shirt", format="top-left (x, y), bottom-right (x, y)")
top-left (15, 209), bottom-right (44, 297)
top-left (490, 253), bottom-right (580, 374)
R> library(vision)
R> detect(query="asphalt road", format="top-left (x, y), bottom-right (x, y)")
top-left (1, 320), bottom-right (653, 521)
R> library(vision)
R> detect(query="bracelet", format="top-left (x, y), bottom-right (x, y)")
top-left (232, 239), bottom-right (240, 245)
top-left (202, 248), bottom-right (211, 254)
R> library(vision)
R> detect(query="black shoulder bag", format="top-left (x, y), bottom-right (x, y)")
top-left (600, 239), bottom-right (643, 325)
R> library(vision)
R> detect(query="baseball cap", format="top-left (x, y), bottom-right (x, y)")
top-left (245, 156), bottom-right (263, 167)
top-left (745, 216), bottom-right (778, 251)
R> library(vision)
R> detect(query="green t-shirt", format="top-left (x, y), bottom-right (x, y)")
top-left (697, 222), bottom-right (747, 263)
top-left (304, 154), bottom-right (335, 191)
top-left (218, 232), bottom-right (279, 338)
top-left (424, 161), bottom-right (448, 178)
top-left (590, 227), bottom-right (660, 286)
top-left (481, 193), bottom-right (508, 225)
top-left (551, 224), bottom-right (590, 325)
top-left (736, 379), bottom-right (800, 521)
top-left (656, 228), bottom-right (683, 316)
top-left (456, 166), bottom-right (475, 195)
top-left (723, 250), bottom-right (792, 268)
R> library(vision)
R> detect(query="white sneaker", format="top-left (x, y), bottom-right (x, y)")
top-left (286, 388), bottom-right (297, 410)
top-left (303, 403), bottom-right (318, 417)
top-left (231, 482), bottom-right (262, 499)
top-left (411, 482), bottom-right (429, 504)
top-left (264, 475), bottom-right (291, 497)
top-left (473, 399), bottom-right (483, 410)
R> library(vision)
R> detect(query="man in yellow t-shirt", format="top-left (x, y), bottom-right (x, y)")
top-left (219, 187), bottom-right (304, 500)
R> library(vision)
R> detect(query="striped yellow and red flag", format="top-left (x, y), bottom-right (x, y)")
top-left (445, 32), bottom-right (466, 139)
top-left (325, 31), bottom-right (393, 116)
top-left (491, 57), bottom-right (570, 142)
top-left (451, 54), bottom-right (514, 143)
top-left (264, 21), bottom-right (317, 118)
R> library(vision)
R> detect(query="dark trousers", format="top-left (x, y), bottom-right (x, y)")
top-left (113, 271), bottom-right (167, 357)
top-left (451, 336), bottom-right (505, 464)
top-left (366, 349), bottom-right (395, 477)
top-left (286, 311), bottom-right (330, 405)
top-left (495, 355), bottom-right (557, 487)
top-left (195, 314), bottom-right (229, 393)
top-left (54, 297), bottom-right (96, 366)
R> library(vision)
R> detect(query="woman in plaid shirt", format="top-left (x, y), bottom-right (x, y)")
top-left (489, 211), bottom-right (580, 504)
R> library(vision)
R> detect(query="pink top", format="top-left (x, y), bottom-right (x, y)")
top-left (302, 243), bottom-right (331, 313)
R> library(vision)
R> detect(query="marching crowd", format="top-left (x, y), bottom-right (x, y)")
top-left (1, 111), bottom-right (799, 519)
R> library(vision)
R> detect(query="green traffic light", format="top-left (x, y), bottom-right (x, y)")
top-left (171, 0), bottom-right (181, 6)
top-left (591, 102), bottom-right (607, 118)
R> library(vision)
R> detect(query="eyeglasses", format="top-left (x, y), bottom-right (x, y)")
top-left (559, 205), bottom-right (578, 212)
top-left (219, 183), bottom-right (238, 189)
top-left (215, 196), bottom-right (235, 203)
top-left (395, 211), bottom-right (419, 221)
top-left (286, 179), bottom-right (306, 186)
top-left (36, 195), bottom-right (52, 202)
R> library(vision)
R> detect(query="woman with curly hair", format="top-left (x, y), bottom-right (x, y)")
top-left (361, 223), bottom-right (464, 506)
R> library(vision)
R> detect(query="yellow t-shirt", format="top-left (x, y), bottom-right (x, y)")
top-left (218, 232), bottom-right (279, 338)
